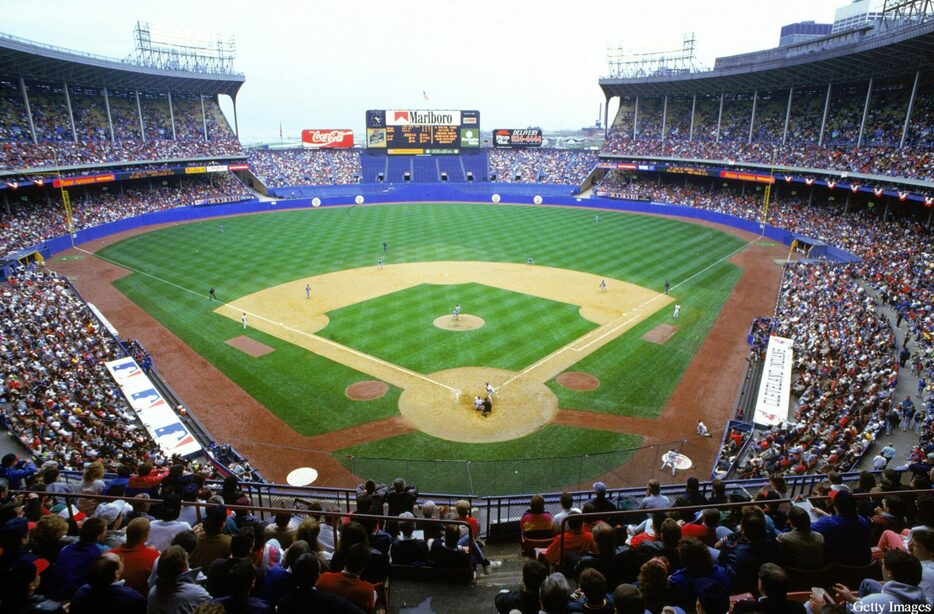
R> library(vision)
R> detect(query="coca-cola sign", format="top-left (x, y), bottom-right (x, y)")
top-left (301, 129), bottom-right (354, 149)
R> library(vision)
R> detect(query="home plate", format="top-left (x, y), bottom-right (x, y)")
top-left (287, 467), bottom-right (318, 486)
top-left (674, 454), bottom-right (693, 470)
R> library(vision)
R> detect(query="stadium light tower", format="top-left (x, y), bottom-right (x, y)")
top-left (129, 21), bottom-right (237, 75)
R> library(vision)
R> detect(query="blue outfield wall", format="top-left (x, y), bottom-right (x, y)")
top-left (33, 183), bottom-right (860, 263)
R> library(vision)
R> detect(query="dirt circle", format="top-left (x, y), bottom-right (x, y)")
top-left (398, 367), bottom-right (558, 443)
top-left (556, 372), bottom-right (600, 391)
top-left (433, 314), bottom-right (485, 331)
top-left (345, 380), bottom-right (389, 401)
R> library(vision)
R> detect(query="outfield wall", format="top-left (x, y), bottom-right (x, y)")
top-left (34, 183), bottom-right (860, 263)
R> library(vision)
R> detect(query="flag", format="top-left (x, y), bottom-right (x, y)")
top-left (422, 90), bottom-right (429, 101)
top-left (279, 121), bottom-right (283, 139)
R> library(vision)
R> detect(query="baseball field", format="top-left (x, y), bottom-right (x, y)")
top-left (56, 201), bottom-right (784, 494)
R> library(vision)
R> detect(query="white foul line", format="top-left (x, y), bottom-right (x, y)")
top-left (74, 247), bottom-right (458, 394)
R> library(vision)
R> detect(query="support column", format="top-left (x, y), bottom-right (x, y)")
top-left (883, 199), bottom-right (890, 220)
top-left (3, 192), bottom-right (9, 215)
top-left (716, 92), bottom-right (724, 143)
top-left (103, 88), bottom-right (115, 142)
top-left (818, 82), bottom-right (832, 147)
top-left (927, 206), bottom-right (933, 230)
top-left (782, 87), bottom-right (793, 146)
top-left (201, 95), bottom-right (208, 140)
top-left (748, 89), bottom-right (758, 145)
top-left (689, 94), bottom-right (696, 142)
top-left (232, 95), bottom-right (239, 139)
top-left (808, 186), bottom-right (814, 207)
top-left (661, 95), bottom-right (668, 141)
top-left (19, 77), bottom-right (37, 145)
top-left (63, 81), bottom-right (77, 144)
top-left (167, 91), bottom-right (176, 140)
top-left (633, 96), bottom-right (639, 140)
top-left (844, 193), bottom-right (851, 214)
top-left (603, 97), bottom-right (610, 139)
top-left (135, 91), bottom-right (145, 141)
top-left (900, 71), bottom-right (920, 150)
top-left (857, 78), bottom-right (874, 148)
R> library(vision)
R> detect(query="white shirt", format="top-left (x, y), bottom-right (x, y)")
top-left (147, 519), bottom-right (192, 552)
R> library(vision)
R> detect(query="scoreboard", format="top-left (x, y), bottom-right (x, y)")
top-left (366, 109), bottom-right (480, 155)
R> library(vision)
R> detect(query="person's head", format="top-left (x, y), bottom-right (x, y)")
top-left (230, 526), bottom-right (255, 558)
top-left (613, 584), bottom-right (644, 614)
top-left (593, 521), bottom-right (616, 554)
top-left (443, 523), bottom-right (460, 548)
top-left (831, 491), bottom-right (858, 518)
top-left (87, 553), bottom-right (122, 589)
top-left (593, 482), bottom-right (608, 498)
top-left (539, 572), bottom-right (571, 614)
top-left (339, 521), bottom-right (368, 552)
top-left (647, 479), bottom-right (661, 496)
top-left (125, 517), bottom-right (151, 546)
top-left (160, 494), bottom-right (182, 522)
top-left (637, 557), bottom-right (669, 599)
top-left (757, 563), bottom-right (788, 600)
top-left (356, 493), bottom-right (373, 514)
top-left (702, 508), bottom-right (720, 528)
top-left (659, 518), bottom-right (682, 549)
top-left (233, 496), bottom-right (252, 517)
top-left (290, 552), bottom-right (320, 588)
top-left (344, 542), bottom-right (370, 575)
top-left (909, 529), bottom-right (934, 562)
top-left (83, 461), bottom-right (105, 482)
top-left (274, 511), bottom-right (291, 529)
top-left (560, 491), bottom-right (573, 511)
top-left (530, 495), bottom-right (546, 515)
top-left (398, 511), bottom-right (415, 537)
top-left (567, 511), bottom-right (584, 531)
top-left (769, 475), bottom-right (788, 494)
top-left (787, 505), bottom-right (811, 532)
top-left (283, 540), bottom-right (310, 569)
top-left (171, 529), bottom-right (198, 555)
top-left (455, 500), bottom-right (471, 518)
top-left (678, 537), bottom-right (713, 577)
top-left (30, 514), bottom-right (68, 549)
top-left (392, 477), bottom-right (405, 492)
top-left (521, 559), bottom-right (547, 594)
top-left (42, 467), bottom-right (60, 485)
top-left (295, 517), bottom-right (320, 549)
top-left (364, 480), bottom-right (376, 494)
top-left (686, 477), bottom-right (700, 493)
top-left (578, 568), bottom-right (608, 605)
top-left (80, 517), bottom-right (106, 544)
top-left (828, 471), bottom-right (843, 486)
top-left (157, 545), bottom-right (188, 583)
top-left (740, 507), bottom-right (766, 540)
top-left (857, 471), bottom-right (877, 491)
top-left (228, 558), bottom-right (256, 597)
top-left (916, 495), bottom-right (934, 527)
top-left (203, 504), bottom-right (227, 536)
top-left (882, 548), bottom-right (922, 586)
top-left (130, 493), bottom-right (151, 513)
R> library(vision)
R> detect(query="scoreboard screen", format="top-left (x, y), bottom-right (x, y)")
top-left (366, 109), bottom-right (479, 155)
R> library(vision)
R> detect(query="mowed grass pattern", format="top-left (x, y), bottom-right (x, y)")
top-left (318, 283), bottom-right (597, 372)
top-left (98, 203), bottom-right (746, 459)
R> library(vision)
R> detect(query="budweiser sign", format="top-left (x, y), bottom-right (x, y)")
top-left (302, 129), bottom-right (354, 149)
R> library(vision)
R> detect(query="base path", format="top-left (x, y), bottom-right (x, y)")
top-left (214, 261), bottom-right (671, 442)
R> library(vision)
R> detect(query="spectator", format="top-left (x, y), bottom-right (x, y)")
top-left (776, 506), bottom-right (824, 569)
top-left (75, 461), bottom-right (106, 518)
top-left (522, 494), bottom-right (555, 539)
top-left (612, 584), bottom-right (646, 614)
top-left (568, 567), bottom-right (614, 613)
top-left (107, 517), bottom-right (160, 595)
top-left (907, 529), bottom-right (934, 604)
top-left (388, 512), bottom-right (428, 566)
top-left (1, 454), bottom-right (36, 491)
top-left (210, 558), bottom-right (272, 614)
top-left (276, 552), bottom-right (364, 613)
top-left (587, 482), bottom-right (618, 520)
top-left (716, 507), bottom-right (778, 593)
top-left (428, 523), bottom-right (472, 570)
top-left (668, 537), bottom-right (731, 611)
top-left (732, 563), bottom-right (805, 613)
top-left (495, 559), bottom-right (548, 614)
top-left (69, 552), bottom-right (146, 614)
top-left (539, 571), bottom-right (572, 614)
top-left (812, 491), bottom-right (872, 565)
top-left (384, 478), bottom-right (417, 517)
top-left (190, 504), bottom-right (232, 570)
top-left (638, 480), bottom-right (669, 511)
top-left (147, 544), bottom-right (212, 614)
top-left (260, 540), bottom-right (308, 606)
top-left (830, 548), bottom-right (927, 611)
top-left (264, 512), bottom-right (294, 549)
top-left (552, 492), bottom-right (578, 533)
top-left (1, 558), bottom-right (63, 613)
top-left (47, 516), bottom-right (105, 600)
top-left (207, 526), bottom-right (256, 599)
top-left (148, 494), bottom-right (191, 552)
top-left (315, 542), bottom-right (377, 613)
top-left (544, 511), bottom-right (596, 568)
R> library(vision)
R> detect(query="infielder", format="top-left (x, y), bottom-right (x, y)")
top-left (661, 448), bottom-right (679, 476)
top-left (485, 382), bottom-right (494, 399)
top-left (673, 304), bottom-right (681, 319)
top-left (305, 284), bottom-right (311, 299)
top-left (696, 420), bottom-right (710, 437)
top-left (377, 257), bottom-right (383, 270)
top-left (241, 313), bottom-right (248, 330)
top-left (600, 279), bottom-right (607, 293)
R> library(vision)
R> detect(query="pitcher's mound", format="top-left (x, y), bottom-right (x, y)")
top-left (433, 314), bottom-right (485, 331)
top-left (642, 323), bottom-right (678, 345)
top-left (346, 380), bottom-right (389, 401)
top-left (225, 336), bottom-right (274, 357)
top-left (556, 372), bottom-right (600, 391)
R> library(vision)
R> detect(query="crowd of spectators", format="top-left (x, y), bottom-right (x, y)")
top-left (247, 149), bottom-right (362, 187)
top-left (0, 80), bottom-right (242, 170)
top-left (602, 88), bottom-right (934, 182)
top-left (489, 149), bottom-right (597, 185)
top-left (494, 479), bottom-right (934, 613)
top-left (0, 174), bottom-right (252, 256)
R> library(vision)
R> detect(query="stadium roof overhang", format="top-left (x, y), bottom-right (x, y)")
top-left (599, 21), bottom-right (934, 98)
top-left (0, 36), bottom-right (244, 98)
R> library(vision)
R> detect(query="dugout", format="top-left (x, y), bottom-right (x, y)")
top-left (0, 248), bottom-right (47, 281)
top-left (788, 235), bottom-right (828, 259)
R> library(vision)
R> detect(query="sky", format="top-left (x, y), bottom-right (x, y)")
top-left (1, 0), bottom-right (843, 143)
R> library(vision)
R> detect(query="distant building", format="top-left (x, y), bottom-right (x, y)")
top-left (832, 0), bottom-right (885, 33)
top-left (779, 21), bottom-right (833, 46)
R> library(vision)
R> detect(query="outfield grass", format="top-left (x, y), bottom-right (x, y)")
top-left (318, 283), bottom-right (597, 372)
top-left (97, 203), bottom-right (746, 471)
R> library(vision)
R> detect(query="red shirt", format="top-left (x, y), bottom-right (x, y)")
top-left (544, 529), bottom-right (595, 565)
top-left (107, 543), bottom-right (160, 595)
top-left (316, 571), bottom-right (375, 612)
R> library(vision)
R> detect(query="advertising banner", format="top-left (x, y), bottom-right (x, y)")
top-left (752, 336), bottom-right (794, 427)
top-left (52, 173), bottom-right (116, 188)
top-left (301, 129), bottom-right (354, 149)
top-left (492, 129), bottom-right (543, 148)
top-left (105, 357), bottom-right (203, 458)
top-left (386, 109), bottom-right (461, 126)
